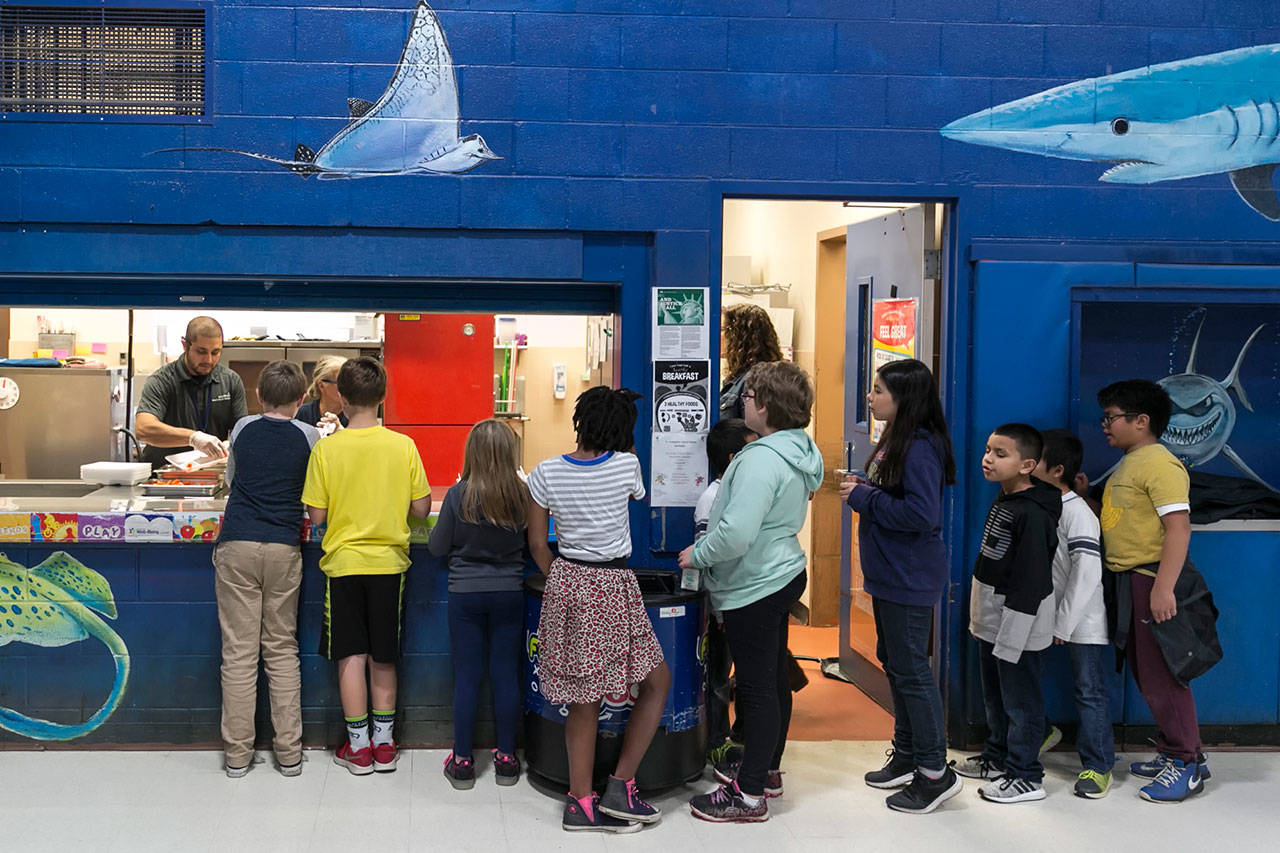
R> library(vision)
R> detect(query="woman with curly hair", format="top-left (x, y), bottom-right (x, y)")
top-left (720, 303), bottom-right (783, 420)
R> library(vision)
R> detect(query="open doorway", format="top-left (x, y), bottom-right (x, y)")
top-left (720, 198), bottom-right (950, 732)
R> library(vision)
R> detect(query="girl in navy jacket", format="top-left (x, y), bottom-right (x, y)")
top-left (840, 358), bottom-right (959, 815)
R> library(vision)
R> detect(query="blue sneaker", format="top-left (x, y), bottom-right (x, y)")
top-left (1139, 758), bottom-right (1206, 803)
top-left (1131, 752), bottom-right (1211, 780)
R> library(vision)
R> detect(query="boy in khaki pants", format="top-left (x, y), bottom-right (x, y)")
top-left (214, 360), bottom-right (320, 777)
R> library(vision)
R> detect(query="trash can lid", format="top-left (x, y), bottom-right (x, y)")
top-left (524, 567), bottom-right (699, 606)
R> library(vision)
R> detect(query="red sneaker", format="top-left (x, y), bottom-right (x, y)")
top-left (372, 740), bottom-right (398, 773)
top-left (333, 740), bottom-right (374, 776)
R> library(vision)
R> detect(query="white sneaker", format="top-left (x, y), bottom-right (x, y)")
top-left (951, 754), bottom-right (1005, 779)
top-left (978, 776), bottom-right (1046, 804)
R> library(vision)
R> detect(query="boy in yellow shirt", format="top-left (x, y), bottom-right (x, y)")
top-left (1097, 379), bottom-right (1207, 803)
top-left (302, 357), bottom-right (431, 775)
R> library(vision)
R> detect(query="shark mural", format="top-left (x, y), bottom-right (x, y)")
top-left (0, 551), bottom-right (130, 740)
top-left (941, 44), bottom-right (1280, 220)
top-left (157, 1), bottom-right (499, 178)
top-left (1159, 320), bottom-right (1274, 491)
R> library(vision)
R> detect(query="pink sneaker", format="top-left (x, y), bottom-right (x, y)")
top-left (333, 740), bottom-right (374, 776)
top-left (372, 740), bottom-right (398, 773)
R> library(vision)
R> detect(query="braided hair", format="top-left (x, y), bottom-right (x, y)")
top-left (573, 386), bottom-right (642, 453)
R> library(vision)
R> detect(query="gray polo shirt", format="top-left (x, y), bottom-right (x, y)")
top-left (137, 358), bottom-right (247, 467)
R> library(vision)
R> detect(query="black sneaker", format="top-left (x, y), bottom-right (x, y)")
top-left (492, 749), bottom-right (520, 787)
top-left (442, 752), bottom-right (475, 790)
top-left (712, 755), bottom-right (742, 785)
top-left (865, 747), bottom-right (915, 789)
top-left (563, 793), bottom-right (641, 833)
top-left (689, 781), bottom-right (769, 823)
top-left (600, 775), bottom-right (662, 824)
top-left (886, 768), bottom-right (963, 814)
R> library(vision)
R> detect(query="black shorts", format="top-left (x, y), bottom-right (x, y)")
top-left (321, 573), bottom-right (406, 663)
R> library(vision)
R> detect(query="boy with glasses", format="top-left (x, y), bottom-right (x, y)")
top-left (1095, 379), bottom-right (1209, 803)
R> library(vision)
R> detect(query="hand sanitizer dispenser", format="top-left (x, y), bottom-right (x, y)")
top-left (553, 363), bottom-right (567, 400)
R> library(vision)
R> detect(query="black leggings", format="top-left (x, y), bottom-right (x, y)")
top-left (720, 570), bottom-right (807, 797)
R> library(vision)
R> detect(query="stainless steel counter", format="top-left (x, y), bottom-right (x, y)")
top-left (0, 479), bottom-right (226, 513)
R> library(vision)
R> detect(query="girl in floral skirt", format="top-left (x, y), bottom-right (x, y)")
top-left (527, 386), bottom-right (672, 834)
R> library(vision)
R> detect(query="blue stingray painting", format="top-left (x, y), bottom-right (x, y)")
top-left (941, 44), bottom-right (1280, 220)
top-left (157, 1), bottom-right (499, 178)
top-left (0, 551), bottom-right (130, 740)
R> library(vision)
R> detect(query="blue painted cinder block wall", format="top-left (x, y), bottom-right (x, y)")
top-left (4, 1), bottom-right (1280, 744)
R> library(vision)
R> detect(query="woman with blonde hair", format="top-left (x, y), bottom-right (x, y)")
top-left (428, 419), bottom-right (530, 789)
top-left (720, 304), bottom-right (783, 420)
top-left (295, 355), bottom-right (349, 429)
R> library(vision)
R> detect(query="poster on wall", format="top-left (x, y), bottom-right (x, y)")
top-left (651, 432), bottom-right (708, 507)
top-left (653, 361), bottom-right (711, 433)
top-left (869, 298), bottom-right (918, 443)
top-left (652, 287), bottom-right (709, 360)
top-left (650, 360), bottom-right (710, 506)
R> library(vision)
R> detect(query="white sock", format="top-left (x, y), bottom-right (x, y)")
top-left (371, 710), bottom-right (395, 746)
top-left (740, 791), bottom-right (762, 806)
top-left (921, 766), bottom-right (946, 780)
top-left (345, 715), bottom-right (370, 751)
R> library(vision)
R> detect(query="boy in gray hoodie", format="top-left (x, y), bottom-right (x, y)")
top-left (679, 361), bottom-right (824, 824)
top-left (956, 423), bottom-right (1061, 805)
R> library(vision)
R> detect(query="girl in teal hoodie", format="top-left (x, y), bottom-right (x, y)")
top-left (679, 361), bottom-right (823, 823)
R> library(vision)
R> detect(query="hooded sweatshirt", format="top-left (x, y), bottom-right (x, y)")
top-left (969, 478), bottom-right (1062, 663)
top-left (690, 428), bottom-right (824, 613)
top-left (844, 431), bottom-right (949, 607)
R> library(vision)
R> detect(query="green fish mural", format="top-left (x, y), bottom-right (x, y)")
top-left (0, 551), bottom-right (130, 740)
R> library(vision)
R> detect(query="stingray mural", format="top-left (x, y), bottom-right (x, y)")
top-left (156, 1), bottom-right (499, 178)
top-left (942, 44), bottom-right (1280, 220)
top-left (0, 551), bottom-right (130, 740)
top-left (1158, 319), bottom-right (1274, 491)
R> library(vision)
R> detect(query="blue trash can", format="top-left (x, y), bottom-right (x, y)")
top-left (523, 568), bottom-right (706, 790)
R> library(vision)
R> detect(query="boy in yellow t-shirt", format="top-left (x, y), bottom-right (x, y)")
top-left (302, 357), bottom-right (431, 776)
top-left (1096, 379), bottom-right (1204, 803)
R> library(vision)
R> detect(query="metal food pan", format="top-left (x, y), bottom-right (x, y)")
top-left (141, 482), bottom-right (221, 497)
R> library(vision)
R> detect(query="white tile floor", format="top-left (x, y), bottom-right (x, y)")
top-left (3, 742), bottom-right (1276, 852)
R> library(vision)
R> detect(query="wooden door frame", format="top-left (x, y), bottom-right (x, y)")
top-left (807, 226), bottom-right (849, 627)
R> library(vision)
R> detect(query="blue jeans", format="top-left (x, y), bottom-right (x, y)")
top-left (873, 598), bottom-right (946, 771)
top-left (977, 639), bottom-right (1045, 782)
top-left (448, 590), bottom-right (524, 759)
top-left (1068, 642), bottom-right (1115, 773)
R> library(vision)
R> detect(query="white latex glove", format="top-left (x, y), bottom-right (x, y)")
top-left (190, 430), bottom-right (228, 458)
top-left (318, 411), bottom-right (344, 436)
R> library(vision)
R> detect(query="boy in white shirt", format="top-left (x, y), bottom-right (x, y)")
top-left (695, 418), bottom-right (756, 766)
top-left (1033, 429), bottom-right (1114, 799)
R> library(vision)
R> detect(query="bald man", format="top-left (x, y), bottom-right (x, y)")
top-left (135, 316), bottom-right (247, 468)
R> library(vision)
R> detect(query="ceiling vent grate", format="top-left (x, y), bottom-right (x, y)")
top-left (1, 5), bottom-right (205, 116)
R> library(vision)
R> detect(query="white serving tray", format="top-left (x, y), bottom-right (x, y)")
top-left (80, 461), bottom-right (152, 486)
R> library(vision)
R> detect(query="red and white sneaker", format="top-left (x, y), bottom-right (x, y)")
top-left (333, 740), bottom-right (374, 776)
top-left (372, 740), bottom-right (398, 773)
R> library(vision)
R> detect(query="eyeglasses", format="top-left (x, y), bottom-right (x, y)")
top-left (1099, 412), bottom-right (1139, 427)
top-left (739, 391), bottom-right (755, 402)
top-left (320, 378), bottom-right (338, 385)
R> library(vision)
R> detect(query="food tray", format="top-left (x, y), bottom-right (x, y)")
top-left (81, 461), bottom-right (152, 486)
top-left (141, 482), bottom-right (221, 497)
top-left (152, 467), bottom-right (221, 482)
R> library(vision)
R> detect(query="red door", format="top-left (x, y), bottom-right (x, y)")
top-left (383, 313), bottom-right (495, 490)
top-left (383, 313), bottom-right (494, 424)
